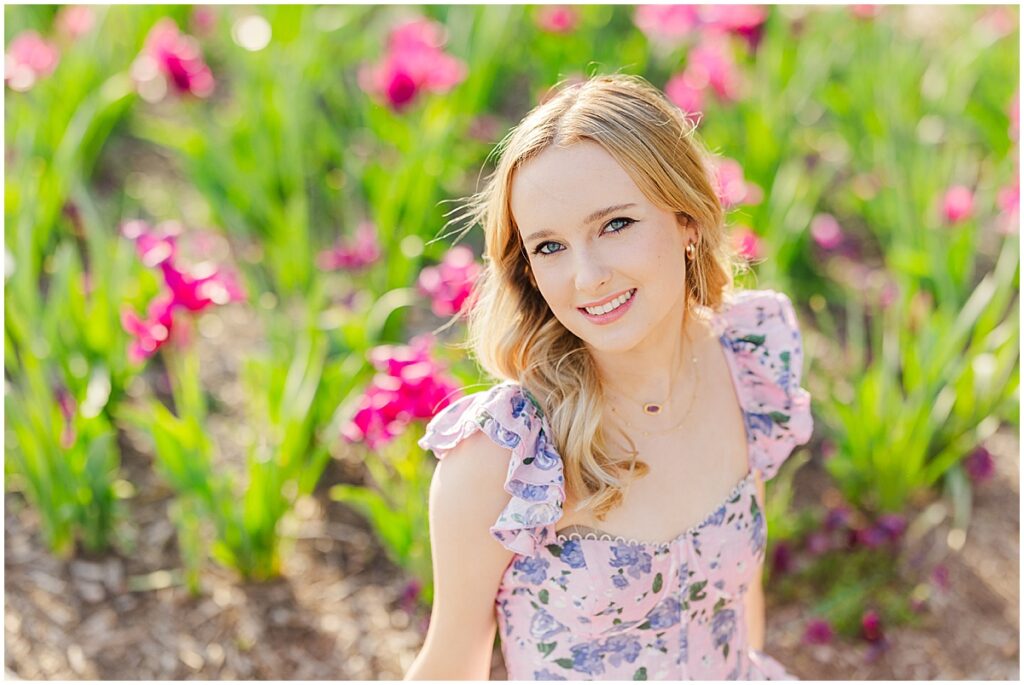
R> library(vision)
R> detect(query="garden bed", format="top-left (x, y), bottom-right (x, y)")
top-left (5, 425), bottom-right (1018, 679)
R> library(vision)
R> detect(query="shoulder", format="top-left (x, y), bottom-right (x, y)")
top-left (419, 381), bottom-right (566, 556)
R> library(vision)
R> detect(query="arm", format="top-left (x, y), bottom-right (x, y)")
top-left (404, 430), bottom-right (517, 680)
top-left (744, 470), bottom-right (766, 652)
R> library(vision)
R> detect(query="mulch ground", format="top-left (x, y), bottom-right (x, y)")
top-left (4, 303), bottom-right (1018, 679)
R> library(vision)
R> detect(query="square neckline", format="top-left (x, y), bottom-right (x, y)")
top-left (552, 299), bottom-right (757, 549)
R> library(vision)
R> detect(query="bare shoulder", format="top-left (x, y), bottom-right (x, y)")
top-left (429, 429), bottom-right (515, 529)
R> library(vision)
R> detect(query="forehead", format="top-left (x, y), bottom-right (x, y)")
top-left (510, 141), bottom-right (644, 234)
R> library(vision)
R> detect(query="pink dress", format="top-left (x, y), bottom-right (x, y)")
top-left (418, 289), bottom-right (814, 680)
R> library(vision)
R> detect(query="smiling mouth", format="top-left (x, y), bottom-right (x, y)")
top-left (578, 288), bottom-right (636, 316)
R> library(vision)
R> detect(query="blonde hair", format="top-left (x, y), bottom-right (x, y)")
top-left (440, 73), bottom-right (749, 520)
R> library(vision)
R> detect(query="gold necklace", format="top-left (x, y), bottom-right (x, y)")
top-left (608, 350), bottom-right (700, 437)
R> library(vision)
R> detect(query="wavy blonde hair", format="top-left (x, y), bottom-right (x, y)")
top-left (440, 73), bottom-right (750, 520)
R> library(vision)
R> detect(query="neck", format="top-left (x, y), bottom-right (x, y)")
top-left (594, 301), bottom-right (706, 406)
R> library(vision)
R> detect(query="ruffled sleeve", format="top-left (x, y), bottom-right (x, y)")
top-left (717, 289), bottom-right (814, 481)
top-left (416, 381), bottom-right (566, 557)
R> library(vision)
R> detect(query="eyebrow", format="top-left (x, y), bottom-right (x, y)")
top-left (523, 203), bottom-right (637, 243)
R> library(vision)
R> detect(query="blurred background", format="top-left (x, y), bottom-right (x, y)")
top-left (3, 4), bottom-right (1019, 680)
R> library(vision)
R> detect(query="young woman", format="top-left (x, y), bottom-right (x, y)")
top-left (404, 74), bottom-right (813, 680)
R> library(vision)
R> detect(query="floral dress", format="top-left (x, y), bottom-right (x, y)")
top-left (418, 289), bottom-right (814, 680)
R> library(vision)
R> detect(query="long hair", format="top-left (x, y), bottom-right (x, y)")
top-left (442, 73), bottom-right (750, 520)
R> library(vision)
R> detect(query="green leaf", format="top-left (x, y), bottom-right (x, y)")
top-left (539, 589), bottom-right (549, 604)
top-left (652, 572), bottom-right (663, 593)
top-left (633, 666), bottom-right (648, 680)
top-left (537, 641), bottom-right (556, 657)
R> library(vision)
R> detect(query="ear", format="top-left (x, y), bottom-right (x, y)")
top-left (676, 212), bottom-right (697, 243)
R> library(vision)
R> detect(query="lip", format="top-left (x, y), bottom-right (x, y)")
top-left (577, 288), bottom-right (637, 325)
top-left (578, 289), bottom-right (634, 308)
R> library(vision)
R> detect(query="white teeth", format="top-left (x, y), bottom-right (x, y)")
top-left (584, 289), bottom-right (634, 316)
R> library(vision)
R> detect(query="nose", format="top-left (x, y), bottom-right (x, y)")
top-left (572, 245), bottom-right (612, 295)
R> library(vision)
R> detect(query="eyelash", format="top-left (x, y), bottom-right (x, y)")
top-left (531, 217), bottom-right (637, 257)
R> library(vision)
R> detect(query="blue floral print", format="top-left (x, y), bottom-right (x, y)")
top-left (513, 556), bottom-right (549, 585)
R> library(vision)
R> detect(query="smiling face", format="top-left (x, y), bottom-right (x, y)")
top-left (511, 140), bottom-right (697, 354)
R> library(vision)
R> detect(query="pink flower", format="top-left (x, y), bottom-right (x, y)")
top-left (770, 541), bottom-right (792, 574)
top-left (699, 5), bottom-right (768, 51)
top-left (685, 36), bottom-right (742, 102)
top-left (810, 213), bottom-right (844, 251)
top-left (398, 578), bottom-right (422, 613)
top-left (137, 18), bottom-right (215, 98)
top-left (417, 245), bottom-right (481, 318)
top-left (850, 5), bottom-right (883, 20)
top-left (54, 384), bottom-right (77, 449)
top-left (190, 6), bottom-right (218, 37)
top-left (55, 6), bottom-right (96, 41)
top-left (359, 18), bottom-right (467, 112)
top-left (664, 72), bottom-right (704, 122)
top-left (854, 526), bottom-right (888, 549)
top-left (997, 176), bottom-right (1019, 236)
top-left (941, 185), bottom-right (974, 224)
top-left (536, 6), bottom-right (579, 34)
top-left (964, 446), bottom-right (995, 483)
top-left (802, 618), bottom-right (834, 645)
top-left (714, 158), bottom-right (761, 208)
top-left (731, 225), bottom-right (761, 260)
top-left (860, 609), bottom-right (883, 642)
top-left (873, 514), bottom-right (906, 543)
top-left (317, 222), bottom-right (382, 271)
top-left (159, 260), bottom-right (246, 312)
top-left (5, 30), bottom-right (60, 92)
top-left (633, 5), bottom-right (700, 45)
top-left (805, 531), bottom-right (831, 556)
top-left (121, 292), bottom-right (175, 363)
top-left (823, 505), bottom-right (850, 532)
top-left (342, 335), bottom-right (461, 450)
top-left (121, 219), bottom-right (180, 267)
top-left (930, 563), bottom-right (950, 592)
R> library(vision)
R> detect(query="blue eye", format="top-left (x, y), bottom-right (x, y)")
top-left (531, 217), bottom-right (636, 257)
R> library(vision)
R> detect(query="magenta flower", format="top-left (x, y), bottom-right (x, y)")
top-left (359, 17), bottom-right (467, 112)
top-left (5, 30), bottom-right (60, 92)
top-left (536, 6), bottom-right (579, 33)
top-left (731, 225), bottom-right (761, 261)
top-left (55, 6), bottom-right (96, 41)
top-left (316, 222), bottom-right (382, 271)
top-left (398, 578), bottom-right (423, 613)
top-left (121, 219), bottom-right (180, 267)
top-left (121, 292), bottom-right (175, 363)
top-left (664, 72), bottom-right (704, 122)
top-left (861, 609), bottom-right (883, 642)
top-left (54, 384), bottom-right (77, 449)
top-left (802, 618), bottom-right (834, 645)
top-left (714, 158), bottom-right (761, 208)
top-left (805, 531), bottom-right (831, 556)
top-left (964, 446), bottom-right (995, 483)
top-left (633, 5), bottom-right (700, 45)
top-left (685, 36), bottom-right (742, 102)
top-left (342, 335), bottom-right (461, 450)
top-left (850, 5), bottom-right (883, 20)
top-left (873, 513), bottom-right (906, 544)
top-left (930, 563), bottom-right (951, 592)
top-left (121, 220), bottom-right (245, 363)
top-left (941, 185), bottom-right (974, 224)
top-left (158, 260), bottom-right (246, 312)
top-left (770, 541), bottom-right (792, 574)
top-left (997, 177), bottom-right (1019, 236)
top-left (810, 213), bottom-right (844, 251)
top-left (136, 18), bottom-right (215, 98)
top-left (699, 5), bottom-right (768, 51)
top-left (823, 505), bottom-right (851, 533)
top-left (854, 526), bottom-right (888, 549)
top-left (417, 245), bottom-right (481, 318)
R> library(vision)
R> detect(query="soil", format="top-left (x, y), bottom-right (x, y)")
top-left (5, 303), bottom-right (1019, 679)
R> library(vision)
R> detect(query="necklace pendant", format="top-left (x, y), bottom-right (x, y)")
top-left (643, 403), bottom-right (662, 415)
